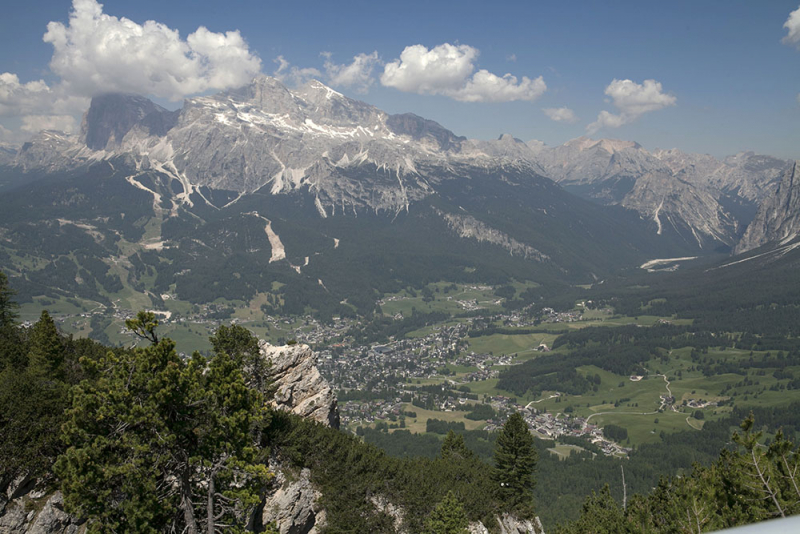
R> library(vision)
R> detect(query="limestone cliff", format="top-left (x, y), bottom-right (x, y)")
top-left (735, 161), bottom-right (800, 254)
top-left (262, 341), bottom-right (340, 429)
top-left (259, 463), bottom-right (326, 534)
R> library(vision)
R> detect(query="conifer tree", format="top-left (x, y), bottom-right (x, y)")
top-left (441, 430), bottom-right (473, 461)
top-left (493, 412), bottom-right (537, 513)
top-left (27, 310), bottom-right (64, 378)
top-left (210, 324), bottom-right (272, 396)
top-left (0, 272), bottom-right (23, 372)
top-left (0, 271), bottom-right (18, 329)
top-left (1, 309), bottom-right (68, 479)
top-left (424, 490), bottom-right (469, 534)
top-left (56, 318), bottom-right (271, 534)
top-left (559, 486), bottom-right (625, 534)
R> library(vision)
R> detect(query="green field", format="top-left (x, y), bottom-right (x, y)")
top-left (547, 443), bottom-right (588, 460)
top-left (379, 283), bottom-right (504, 317)
top-left (401, 404), bottom-right (487, 434)
top-left (467, 332), bottom-right (559, 357)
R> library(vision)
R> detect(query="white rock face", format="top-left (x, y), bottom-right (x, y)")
top-left (496, 512), bottom-right (546, 534)
top-left (9, 76), bottom-right (790, 252)
top-left (262, 341), bottom-right (340, 428)
top-left (528, 137), bottom-right (787, 248)
top-left (437, 209), bottom-right (550, 262)
top-left (262, 466), bottom-right (326, 534)
top-left (735, 161), bottom-right (800, 254)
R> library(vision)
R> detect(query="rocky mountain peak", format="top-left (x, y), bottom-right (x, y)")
top-left (564, 136), bottom-right (642, 154)
top-left (735, 161), bottom-right (800, 254)
top-left (386, 112), bottom-right (465, 151)
top-left (81, 93), bottom-right (173, 150)
top-left (497, 133), bottom-right (522, 143)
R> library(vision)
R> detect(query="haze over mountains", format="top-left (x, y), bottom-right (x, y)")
top-left (0, 76), bottom-right (797, 313)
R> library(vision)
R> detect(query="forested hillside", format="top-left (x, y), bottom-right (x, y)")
top-left (3, 271), bottom-right (800, 533)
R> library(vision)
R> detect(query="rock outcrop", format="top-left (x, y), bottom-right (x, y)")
top-left (735, 161), bottom-right (800, 254)
top-left (261, 341), bottom-right (340, 429)
top-left (0, 491), bottom-right (82, 534)
top-left (496, 513), bottom-right (546, 534)
top-left (261, 465), bottom-right (326, 534)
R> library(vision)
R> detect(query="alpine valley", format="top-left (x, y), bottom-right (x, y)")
top-left (6, 75), bottom-right (800, 532)
top-left (0, 76), bottom-right (796, 329)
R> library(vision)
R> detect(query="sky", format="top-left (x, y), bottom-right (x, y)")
top-left (1, 0), bottom-right (799, 159)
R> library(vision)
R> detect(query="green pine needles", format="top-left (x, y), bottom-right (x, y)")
top-left (493, 412), bottom-right (538, 514)
top-left (55, 322), bottom-right (271, 534)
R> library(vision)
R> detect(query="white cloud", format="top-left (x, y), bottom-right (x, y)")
top-left (543, 106), bottom-right (579, 123)
top-left (783, 6), bottom-right (800, 47)
top-left (323, 52), bottom-right (380, 93)
top-left (507, 54), bottom-right (517, 62)
top-left (43, 0), bottom-right (261, 100)
top-left (0, 72), bottom-right (85, 118)
top-left (0, 124), bottom-right (14, 143)
top-left (587, 78), bottom-right (675, 133)
top-left (0, 72), bottom-right (87, 142)
top-left (380, 43), bottom-right (546, 103)
top-left (0, 0), bottom-right (263, 141)
top-left (273, 56), bottom-right (322, 86)
top-left (21, 115), bottom-right (78, 134)
top-left (455, 70), bottom-right (546, 103)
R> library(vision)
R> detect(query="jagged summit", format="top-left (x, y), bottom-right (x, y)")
top-left (81, 93), bottom-right (176, 150)
top-left (562, 136), bottom-right (643, 154)
top-left (735, 161), bottom-right (800, 254)
top-left (7, 75), bottom-right (793, 254)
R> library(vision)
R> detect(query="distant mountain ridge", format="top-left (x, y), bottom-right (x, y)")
top-left (5, 76), bottom-right (791, 254)
top-left (735, 161), bottom-right (800, 254)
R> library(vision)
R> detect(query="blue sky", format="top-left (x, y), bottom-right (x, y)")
top-left (1, 0), bottom-right (799, 158)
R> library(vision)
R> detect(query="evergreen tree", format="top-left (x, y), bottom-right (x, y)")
top-left (125, 310), bottom-right (160, 344)
top-left (56, 319), bottom-right (271, 534)
top-left (558, 486), bottom-right (625, 534)
top-left (0, 272), bottom-right (23, 373)
top-left (0, 271), bottom-right (18, 329)
top-left (1, 310), bottom-right (69, 479)
top-left (210, 324), bottom-right (272, 397)
top-left (27, 310), bottom-right (64, 378)
top-left (424, 490), bottom-right (469, 534)
top-left (493, 412), bottom-right (537, 513)
top-left (441, 430), bottom-right (473, 461)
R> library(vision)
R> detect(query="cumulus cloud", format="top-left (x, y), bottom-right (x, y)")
top-left (0, 72), bottom-right (87, 142)
top-left (380, 43), bottom-right (546, 103)
top-left (542, 106), bottom-right (579, 123)
top-left (21, 115), bottom-right (78, 134)
top-left (0, 125), bottom-right (14, 143)
top-left (273, 56), bottom-right (322, 86)
top-left (0, 0), bottom-right (264, 141)
top-left (586, 78), bottom-right (676, 133)
top-left (783, 6), bottom-right (800, 47)
top-left (43, 0), bottom-right (261, 100)
top-left (0, 72), bottom-right (85, 117)
top-left (323, 52), bottom-right (380, 93)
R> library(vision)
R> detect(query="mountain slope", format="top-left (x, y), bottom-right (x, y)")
top-left (0, 76), bottom-right (793, 318)
top-left (735, 161), bottom-right (800, 254)
top-left (10, 77), bottom-right (789, 256)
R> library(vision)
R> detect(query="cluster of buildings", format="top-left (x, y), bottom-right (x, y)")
top-left (483, 396), bottom-right (632, 457)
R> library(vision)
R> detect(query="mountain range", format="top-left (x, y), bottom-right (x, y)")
top-left (0, 76), bottom-right (797, 315)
